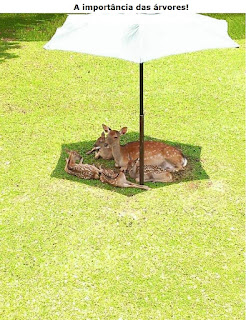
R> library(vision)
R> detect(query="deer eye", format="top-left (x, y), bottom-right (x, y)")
top-left (114, 136), bottom-right (118, 139)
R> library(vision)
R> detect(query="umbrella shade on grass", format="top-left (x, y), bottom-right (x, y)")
top-left (44, 13), bottom-right (238, 184)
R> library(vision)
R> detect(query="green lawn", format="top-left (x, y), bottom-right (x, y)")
top-left (0, 14), bottom-right (245, 319)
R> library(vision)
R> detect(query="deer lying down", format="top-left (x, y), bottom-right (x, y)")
top-left (65, 149), bottom-right (100, 180)
top-left (99, 167), bottom-right (150, 190)
top-left (86, 132), bottom-right (113, 160)
top-left (128, 158), bottom-right (173, 183)
top-left (64, 150), bottom-right (147, 189)
top-left (103, 124), bottom-right (187, 172)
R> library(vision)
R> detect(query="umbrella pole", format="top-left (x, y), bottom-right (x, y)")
top-left (139, 63), bottom-right (144, 185)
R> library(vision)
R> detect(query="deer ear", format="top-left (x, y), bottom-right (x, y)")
top-left (102, 124), bottom-right (111, 133)
top-left (101, 131), bottom-right (105, 138)
top-left (120, 127), bottom-right (127, 135)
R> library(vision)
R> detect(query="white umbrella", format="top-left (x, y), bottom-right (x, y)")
top-left (44, 13), bottom-right (238, 184)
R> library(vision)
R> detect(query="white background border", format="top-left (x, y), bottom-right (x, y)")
top-left (0, 0), bottom-right (246, 13)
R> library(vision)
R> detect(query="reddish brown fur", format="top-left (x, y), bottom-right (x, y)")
top-left (102, 124), bottom-right (187, 172)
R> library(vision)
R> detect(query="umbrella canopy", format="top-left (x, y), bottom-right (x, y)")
top-left (44, 13), bottom-right (238, 62)
top-left (44, 13), bottom-right (238, 185)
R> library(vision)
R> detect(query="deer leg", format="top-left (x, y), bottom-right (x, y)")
top-left (124, 177), bottom-right (150, 189)
top-left (152, 178), bottom-right (172, 183)
top-left (95, 151), bottom-right (101, 159)
top-left (160, 160), bottom-right (177, 172)
top-left (174, 163), bottom-right (185, 171)
top-left (86, 149), bottom-right (94, 155)
top-left (117, 173), bottom-right (149, 190)
top-left (122, 182), bottom-right (150, 190)
top-left (135, 173), bottom-right (153, 183)
top-left (86, 146), bottom-right (99, 155)
top-left (136, 176), bottom-right (154, 183)
top-left (163, 155), bottom-right (186, 172)
top-left (152, 172), bottom-right (173, 182)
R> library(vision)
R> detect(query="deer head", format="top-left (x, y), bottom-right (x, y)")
top-left (94, 132), bottom-right (105, 148)
top-left (127, 157), bottom-right (139, 175)
top-left (102, 124), bottom-right (127, 147)
top-left (65, 149), bottom-right (82, 162)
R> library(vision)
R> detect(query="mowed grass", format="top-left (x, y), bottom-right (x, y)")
top-left (0, 14), bottom-right (245, 319)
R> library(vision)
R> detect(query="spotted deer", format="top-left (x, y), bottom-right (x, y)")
top-left (102, 124), bottom-right (187, 172)
top-left (127, 158), bottom-right (173, 183)
top-left (86, 132), bottom-right (113, 160)
top-left (65, 149), bottom-right (100, 180)
top-left (99, 168), bottom-right (150, 190)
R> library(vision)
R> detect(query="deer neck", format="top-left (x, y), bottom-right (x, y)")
top-left (67, 156), bottom-right (76, 169)
top-left (133, 164), bottom-right (137, 175)
top-left (111, 143), bottom-right (122, 163)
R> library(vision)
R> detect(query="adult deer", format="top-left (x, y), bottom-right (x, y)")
top-left (86, 132), bottom-right (113, 160)
top-left (103, 124), bottom-right (187, 172)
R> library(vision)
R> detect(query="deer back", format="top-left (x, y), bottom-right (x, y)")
top-left (103, 124), bottom-right (187, 171)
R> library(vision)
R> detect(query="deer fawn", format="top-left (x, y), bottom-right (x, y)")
top-left (99, 168), bottom-right (150, 190)
top-left (102, 124), bottom-right (187, 172)
top-left (128, 158), bottom-right (173, 183)
top-left (86, 132), bottom-right (113, 160)
top-left (65, 149), bottom-right (100, 180)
